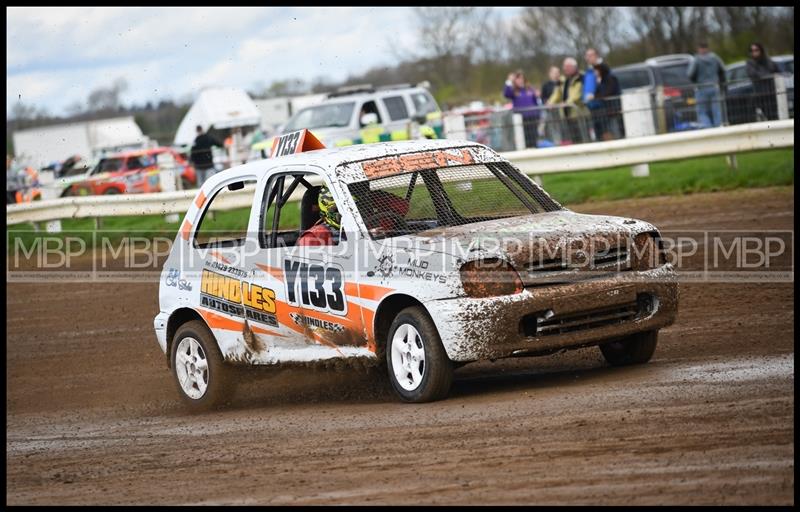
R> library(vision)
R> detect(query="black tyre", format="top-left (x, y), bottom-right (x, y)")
top-left (599, 330), bottom-right (658, 366)
top-left (103, 187), bottom-right (121, 195)
top-left (171, 320), bottom-right (235, 411)
top-left (385, 306), bottom-right (453, 403)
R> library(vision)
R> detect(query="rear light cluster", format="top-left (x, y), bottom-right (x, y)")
top-left (632, 232), bottom-right (667, 270)
top-left (662, 86), bottom-right (683, 98)
top-left (460, 258), bottom-right (523, 298)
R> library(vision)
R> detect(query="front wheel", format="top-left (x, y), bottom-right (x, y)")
top-left (599, 330), bottom-right (658, 366)
top-left (386, 306), bottom-right (453, 403)
top-left (171, 320), bottom-right (235, 411)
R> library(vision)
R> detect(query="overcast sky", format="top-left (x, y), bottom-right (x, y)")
top-left (7, 6), bottom-right (523, 117)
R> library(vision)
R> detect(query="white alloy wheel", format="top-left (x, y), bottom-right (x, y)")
top-left (391, 323), bottom-right (426, 391)
top-left (175, 337), bottom-right (209, 399)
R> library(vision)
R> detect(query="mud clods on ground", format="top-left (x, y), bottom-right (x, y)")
top-left (5, 186), bottom-right (795, 505)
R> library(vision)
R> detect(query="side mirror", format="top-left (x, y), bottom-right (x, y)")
top-left (360, 113), bottom-right (379, 126)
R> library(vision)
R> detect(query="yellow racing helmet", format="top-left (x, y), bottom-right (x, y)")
top-left (318, 185), bottom-right (341, 230)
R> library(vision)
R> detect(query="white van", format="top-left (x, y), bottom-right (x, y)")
top-left (279, 83), bottom-right (442, 148)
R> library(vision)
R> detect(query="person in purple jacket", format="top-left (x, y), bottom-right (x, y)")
top-left (504, 70), bottom-right (541, 149)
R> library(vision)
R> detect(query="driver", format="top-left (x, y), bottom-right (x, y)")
top-left (297, 185), bottom-right (340, 246)
top-left (360, 189), bottom-right (410, 237)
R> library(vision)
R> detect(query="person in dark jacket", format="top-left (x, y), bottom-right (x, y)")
top-left (503, 70), bottom-right (541, 149)
top-left (593, 62), bottom-right (623, 140)
top-left (746, 42), bottom-right (781, 121)
top-left (190, 125), bottom-right (223, 185)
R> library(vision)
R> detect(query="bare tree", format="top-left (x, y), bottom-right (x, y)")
top-left (87, 77), bottom-right (129, 113)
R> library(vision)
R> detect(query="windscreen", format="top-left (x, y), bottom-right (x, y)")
top-left (347, 162), bottom-right (562, 240)
top-left (284, 102), bottom-right (355, 131)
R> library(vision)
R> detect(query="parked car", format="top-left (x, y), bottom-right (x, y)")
top-left (613, 54), bottom-right (700, 133)
top-left (6, 163), bottom-right (41, 204)
top-left (154, 129), bottom-right (679, 410)
top-left (725, 54), bottom-right (794, 124)
top-left (69, 147), bottom-right (196, 196)
top-left (280, 83), bottom-right (442, 148)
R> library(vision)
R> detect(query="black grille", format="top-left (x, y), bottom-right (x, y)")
top-left (520, 293), bottom-right (655, 337)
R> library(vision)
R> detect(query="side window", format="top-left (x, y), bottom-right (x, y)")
top-left (262, 173), bottom-right (340, 249)
top-left (382, 96), bottom-right (409, 121)
top-left (194, 179), bottom-right (257, 248)
top-left (99, 158), bottom-right (122, 172)
top-left (126, 156), bottom-right (145, 170)
top-left (616, 68), bottom-right (653, 90)
top-left (411, 92), bottom-right (437, 115)
top-left (358, 100), bottom-right (383, 127)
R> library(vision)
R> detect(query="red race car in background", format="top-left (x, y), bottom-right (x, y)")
top-left (69, 147), bottom-right (196, 196)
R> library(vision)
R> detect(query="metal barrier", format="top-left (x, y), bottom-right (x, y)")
top-left (447, 74), bottom-right (793, 152)
top-left (6, 118), bottom-right (793, 226)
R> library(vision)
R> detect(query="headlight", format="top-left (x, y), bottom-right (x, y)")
top-left (632, 232), bottom-right (666, 270)
top-left (460, 258), bottom-right (523, 298)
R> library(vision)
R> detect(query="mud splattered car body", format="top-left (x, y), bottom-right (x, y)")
top-left (154, 132), bottom-right (678, 406)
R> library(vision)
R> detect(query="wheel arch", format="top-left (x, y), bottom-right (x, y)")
top-left (165, 307), bottom-right (210, 369)
top-left (372, 293), bottom-right (430, 359)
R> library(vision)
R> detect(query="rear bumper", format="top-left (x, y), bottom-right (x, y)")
top-left (426, 265), bottom-right (678, 362)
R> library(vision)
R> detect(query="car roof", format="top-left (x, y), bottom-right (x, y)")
top-left (644, 54), bottom-right (693, 66)
top-left (307, 86), bottom-right (431, 106)
top-left (104, 147), bottom-right (171, 159)
top-left (207, 139), bottom-right (494, 186)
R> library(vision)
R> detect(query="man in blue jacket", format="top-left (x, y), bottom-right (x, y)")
top-left (583, 48), bottom-right (603, 141)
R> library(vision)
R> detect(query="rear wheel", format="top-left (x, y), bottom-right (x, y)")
top-left (386, 306), bottom-right (453, 403)
top-left (171, 320), bottom-right (234, 411)
top-left (103, 187), bottom-right (121, 195)
top-left (599, 330), bottom-right (658, 366)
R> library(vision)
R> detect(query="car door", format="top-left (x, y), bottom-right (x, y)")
top-left (186, 173), bottom-right (263, 362)
top-left (243, 165), bottom-right (370, 363)
top-left (380, 94), bottom-right (412, 139)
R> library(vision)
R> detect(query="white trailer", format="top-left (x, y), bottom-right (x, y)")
top-left (12, 116), bottom-right (148, 169)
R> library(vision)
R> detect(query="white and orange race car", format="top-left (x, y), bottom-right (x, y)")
top-left (155, 129), bottom-right (678, 409)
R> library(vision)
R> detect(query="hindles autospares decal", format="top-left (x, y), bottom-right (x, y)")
top-left (200, 269), bottom-right (278, 327)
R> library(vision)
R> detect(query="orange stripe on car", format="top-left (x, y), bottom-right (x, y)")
top-left (250, 325), bottom-right (285, 338)
top-left (194, 190), bottom-right (207, 209)
top-left (255, 263), bottom-right (285, 282)
top-left (180, 220), bottom-right (192, 241)
top-left (356, 283), bottom-right (393, 302)
top-left (198, 309), bottom-right (244, 331)
top-left (210, 250), bottom-right (231, 264)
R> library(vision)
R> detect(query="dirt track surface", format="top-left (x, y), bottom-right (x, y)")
top-left (6, 186), bottom-right (794, 505)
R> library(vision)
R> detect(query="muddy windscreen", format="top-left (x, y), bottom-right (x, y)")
top-left (347, 162), bottom-right (563, 240)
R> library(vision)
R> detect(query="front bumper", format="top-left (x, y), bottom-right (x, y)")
top-left (154, 312), bottom-right (169, 354)
top-left (426, 265), bottom-right (678, 362)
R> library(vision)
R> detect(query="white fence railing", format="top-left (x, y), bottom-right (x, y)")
top-left (6, 119), bottom-right (794, 226)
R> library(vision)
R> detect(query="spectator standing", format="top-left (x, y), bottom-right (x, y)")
top-left (547, 57), bottom-right (589, 144)
top-left (687, 42), bottom-right (727, 128)
top-left (190, 125), bottom-right (223, 186)
top-left (503, 70), bottom-right (541, 149)
top-left (540, 66), bottom-right (562, 144)
top-left (745, 42), bottom-right (780, 121)
top-left (593, 62), bottom-right (623, 140)
top-left (583, 48), bottom-right (604, 140)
